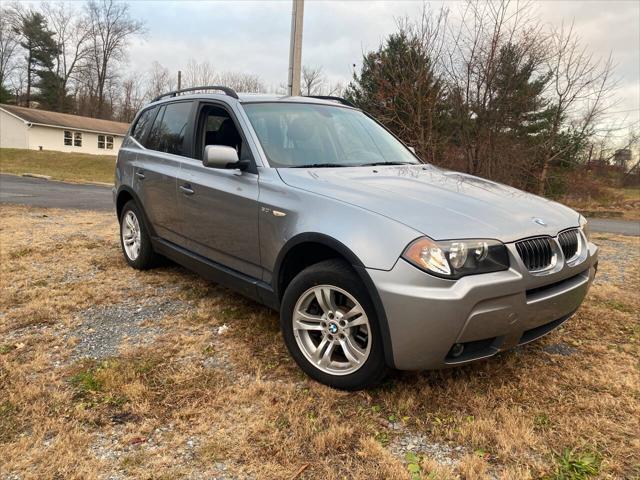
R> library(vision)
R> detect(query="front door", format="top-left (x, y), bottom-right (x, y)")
top-left (176, 103), bottom-right (261, 279)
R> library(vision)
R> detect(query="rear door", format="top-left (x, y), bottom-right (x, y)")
top-left (135, 101), bottom-right (195, 244)
top-left (176, 101), bottom-right (261, 279)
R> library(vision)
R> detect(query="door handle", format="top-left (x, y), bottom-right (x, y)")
top-left (180, 184), bottom-right (195, 195)
top-left (136, 171), bottom-right (145, 180)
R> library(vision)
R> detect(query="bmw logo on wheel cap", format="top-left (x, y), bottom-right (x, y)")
top-left (328, 322), bottom-right (338, 334)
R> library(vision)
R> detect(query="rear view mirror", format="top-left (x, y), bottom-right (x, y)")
top-left (203, 145), bottom-right (243, 169)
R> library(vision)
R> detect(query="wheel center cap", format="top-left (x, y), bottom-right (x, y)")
top-left (328, 322), bottom-right (338, 334)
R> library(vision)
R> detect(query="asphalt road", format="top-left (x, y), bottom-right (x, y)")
top-left (0, 174), bottom-right (113, 211)
top-left (589, 218), bottom-right (640, 236)
top-left (1, 174), bottom-right (638, 236)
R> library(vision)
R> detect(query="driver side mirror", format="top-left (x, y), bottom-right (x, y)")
top-left (203, 145), bottom-right (247, 170)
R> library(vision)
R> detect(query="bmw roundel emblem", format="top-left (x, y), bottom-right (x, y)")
top-left (533, 217), bottom-right (547, 226)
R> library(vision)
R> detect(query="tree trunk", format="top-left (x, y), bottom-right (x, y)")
top-left (538, 156), bottom-right (550, 195)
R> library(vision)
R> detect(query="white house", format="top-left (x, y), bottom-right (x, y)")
top-left (0, 104), bottom-right (129, 156)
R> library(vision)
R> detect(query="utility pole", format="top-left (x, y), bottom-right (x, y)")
top-left (287, 0), bottom-right (304, 96)
top-left (177, 70), bottom-right (182, 90)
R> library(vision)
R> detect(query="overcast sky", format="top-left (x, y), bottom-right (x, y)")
top-left (126, 0), bottom-right (639, 137)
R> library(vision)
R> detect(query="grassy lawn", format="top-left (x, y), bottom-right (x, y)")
top-left (559, 182), bottom-right (640, 221)
top-left (0, 148), bottom-right (115, 184)
top-left (563, 185), bottom-right (640, 220)
top-left (1, 204), bottom-right (638, 479)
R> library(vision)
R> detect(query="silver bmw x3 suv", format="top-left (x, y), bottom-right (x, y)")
top-left (114, 86), bottom-right (598, 390)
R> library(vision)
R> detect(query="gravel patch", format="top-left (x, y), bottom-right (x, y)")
top-left (388, 431), bottom-right (465, 467)
top-left (68, 298), bottom-right (190, 360)
top-left (1, 473), bottom-right (23, 480)
top-left (593, 237), bottom-right (639, 286)
top-left (202, 352), bottom-right (233, 371)
top-left (542, 342), bottom-right (577, 356)
top-left (90, 427), bottom-right (245, 480)
top-left (60, 264), bottom-right (102, 284)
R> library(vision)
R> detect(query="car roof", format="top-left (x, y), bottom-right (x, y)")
top-left (147, 93), bottom-right (355, 109)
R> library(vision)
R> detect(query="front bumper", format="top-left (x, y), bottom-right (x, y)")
top-left (368, 240), bottom-right (598, 370)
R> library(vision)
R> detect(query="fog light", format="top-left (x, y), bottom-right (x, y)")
top-left (450, 343), bottom-right (464, 358)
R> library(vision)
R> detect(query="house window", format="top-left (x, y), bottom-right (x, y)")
top-left (98, 135), bottom-right (114, 149)
top-left (74, 132), bottom-right (82, 147)
top-left (64, 130), bottom-right (72, 146)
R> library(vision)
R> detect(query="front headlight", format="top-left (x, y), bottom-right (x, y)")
top-left (402, 237), bottom-right (510, 279)
top-left (579, 216), bottom-right (592, 242)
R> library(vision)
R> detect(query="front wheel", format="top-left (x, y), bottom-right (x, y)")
top-left (280, 259), bottom-right (387, 390)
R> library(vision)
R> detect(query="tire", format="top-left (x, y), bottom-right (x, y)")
top-left (119, 200), bottom-right (157, 270)
top-left (280, 259), bottom-right (387, 390)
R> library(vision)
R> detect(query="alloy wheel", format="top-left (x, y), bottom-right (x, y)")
top-left (122, 210), bottom-right (141, 261)
top-left (292, 284), bottom-right (371, 376)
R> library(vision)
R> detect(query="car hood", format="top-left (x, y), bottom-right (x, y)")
top-left (277, 164), bottom-right (580, 243)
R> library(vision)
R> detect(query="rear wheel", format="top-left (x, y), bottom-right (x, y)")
top-left (119, 200), bottom-right (157, 270)
top-left (280, 259), bottom-right (387, 390)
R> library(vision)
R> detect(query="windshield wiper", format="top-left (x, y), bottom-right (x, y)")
top-left (291, 163), bottom-right (347, 168)
top-left (358, 161), bottom-right (416, 167)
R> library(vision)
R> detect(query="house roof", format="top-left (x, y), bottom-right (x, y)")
top-left (0, 104), bottom-right (129, 136)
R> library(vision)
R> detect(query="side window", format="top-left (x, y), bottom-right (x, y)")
top-left (131, 107), bottom-right (157, 144)
top-left (196, 104), bottom-right (251, 162)
top-left (64, 130), bottom-right (72, 146)
top-left (145, 106), bottom-right (165, 151)
top-left (146, 102), bottom-right (192, 156)
top-left (73, 132), bottom-right (82, 147)
top-left (98, 135), bottom-right (105, 149)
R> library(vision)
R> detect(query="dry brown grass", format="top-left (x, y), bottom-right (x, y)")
top-left (560, 184), bottom-right (640, 220)
top-left (0, 205), bottom-right (638, 479)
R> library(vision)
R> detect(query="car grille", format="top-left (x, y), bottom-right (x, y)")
top-left (558, 229), bottom-right (580, 260)
top-left (515, 237), bottom-right (554, 271)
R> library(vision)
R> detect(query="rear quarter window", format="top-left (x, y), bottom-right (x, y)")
top-left (131, 107), bottom-right (157, 144)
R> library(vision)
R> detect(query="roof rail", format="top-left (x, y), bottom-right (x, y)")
top-left (152, 85), bottom-right (239, 102)
top-left (307, 95), bottom-right (356, 108)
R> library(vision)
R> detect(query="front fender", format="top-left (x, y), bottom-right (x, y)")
top-left (258, 169), bottom-right (421, 277)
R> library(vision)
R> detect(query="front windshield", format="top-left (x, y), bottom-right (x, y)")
top-left (242, 102), bottom-right (421, 168)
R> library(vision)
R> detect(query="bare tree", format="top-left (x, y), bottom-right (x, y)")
top-left (444, 0), bottom-right (547, 181)
top-left (537, 22), bottom-right (616, 193)
top-left (179, 59), bottom-right (265, 93)
top-left (301, 65), bottom-right (324, 96)
top-left (300, 65), bottom-right (344, 96)
top-left (216, 71), bottom-right (265, 93)
top-left (182, 58), bottom-right (216, 88)
top-left (325, 81), bottom-right (344, 97)
top-left (145, 60), bottom-right (175, 100)
top-left (274, 81), bottom-right (288, 95)
top-left (41, 1), bottom-right (91, 106)
top-left (85, 0), bottom-right (144, 117)
top-left (117, 75), bottom-right (145, 121)
top-left (0, 7), bottom-right (20, 96)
